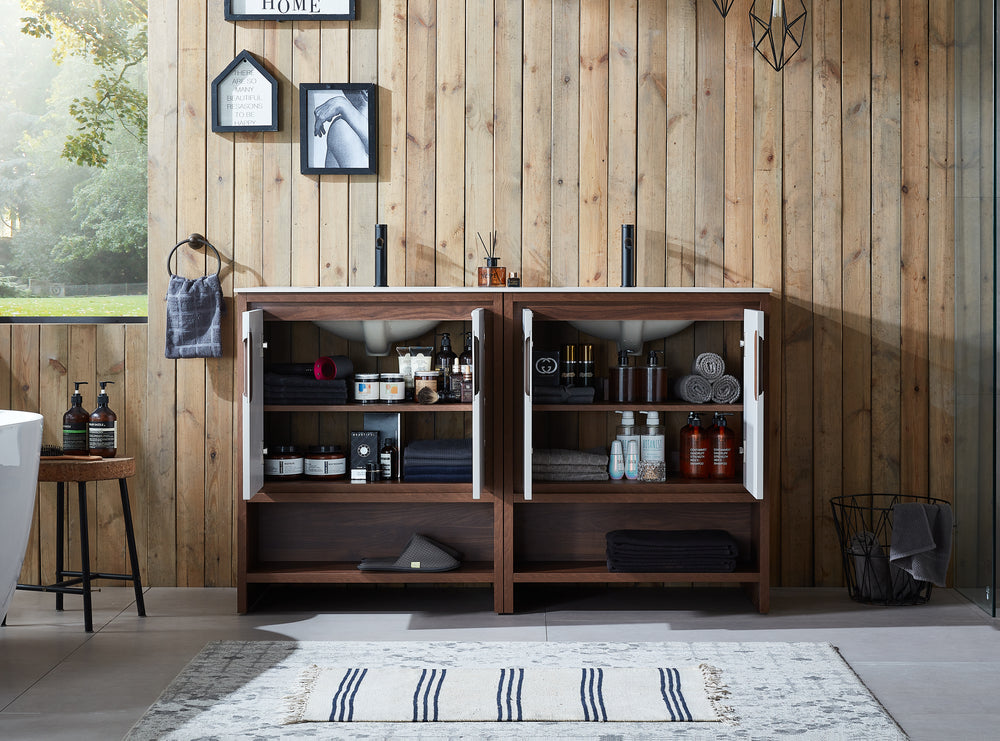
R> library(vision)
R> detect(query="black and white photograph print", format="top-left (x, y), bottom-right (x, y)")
top-left (299, 83), bottom-right (377, 175)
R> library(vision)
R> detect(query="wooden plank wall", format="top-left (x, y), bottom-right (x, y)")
top-left (2, 0), bottom-right (958, 589)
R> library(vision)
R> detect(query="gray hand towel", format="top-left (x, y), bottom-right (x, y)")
top-left (531, 448), bottom-right (609, 467)
top-left (675, 374), bottom-right (712, 403)
top-left (165, 273), bottom-right (225, 359)
top-left (692, 352), bottom-right (726, 381)
top-left (889, 502), bottom-right (953, 587)
top-left (711, 374), bottom-right (742, 404)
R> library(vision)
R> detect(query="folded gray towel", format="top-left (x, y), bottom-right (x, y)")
top-left (533, 470), bottom-right (609, 481)
top-left (711, 374), bottom-right (741, 404)
top-left (692, 352), bottom-right (725, 381)
top-left (532, 448), bottom-right (609, 467)
top-left (890, 502), bottom-right (953, 587)
top-left (165, 273), bottom-right (225, 358)
top-left (675, 374), bottom-right (712, 403)
top-left (404, 438), bottom-right (474, 462)
top-left (532, 464), bottom-right (609, 475)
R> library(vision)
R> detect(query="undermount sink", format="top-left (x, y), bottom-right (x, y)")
top-left (312, 320), bottom-right (438, 356)
top-left (568, 319), bottom-right (694, 352)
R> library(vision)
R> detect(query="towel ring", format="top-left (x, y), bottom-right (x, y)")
top-left (167, 233), bottom-right (222, 278)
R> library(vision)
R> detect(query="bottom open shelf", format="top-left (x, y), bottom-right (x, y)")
top-left (512, 561), bottom-right (761, 583)
top-left (246, 561), bottom-right (495, 584)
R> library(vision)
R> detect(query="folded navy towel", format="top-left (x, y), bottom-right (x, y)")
top-left (266, 363), bottom-right (319, 376)
top-left (534, 386), bottom-right (597, 404)
top-left (606, 529), bottom-right (739, 557)
top-left (165, 273), bottom-right (225, 359)
top-left (404, 438), bottom-right (474, 462)
top-left (607, 557), bottom-right (736, 573)
top-left (403, 463), bottom-right (473, 477)
top-left (264, 374), bottom-right (348, 391)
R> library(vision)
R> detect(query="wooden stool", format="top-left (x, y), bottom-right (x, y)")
top-left (17, 457), bottom-right (145, 632)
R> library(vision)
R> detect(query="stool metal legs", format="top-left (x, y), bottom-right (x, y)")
top-left (119, 478), bottom-right (146, 617)
top-left (77, 481), bottom-right (93, 632)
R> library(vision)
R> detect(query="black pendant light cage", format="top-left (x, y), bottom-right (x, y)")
top-left (749, 0), bottom-right (807, 72)
top-left (712, 0), bottom-right (737, 17)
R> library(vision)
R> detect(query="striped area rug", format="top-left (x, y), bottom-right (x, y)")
top-left (289, 665), bottom-right (724, 723)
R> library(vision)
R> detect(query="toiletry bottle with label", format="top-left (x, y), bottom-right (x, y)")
top-left (62, 381), bottom-right (90, 453)
top-left (680, 412), bottom-right (708, 479)
top-left (459, 331), bottom-right (474, 369)
top-left (435, 333), bottom-right (457, 399)
top-left (380, 437), bottom-right (399, 480)
top-left (608, 439), bottom-right (625, 480)
top-left (624, 440), bottom-right (640, 480)
top-left (614, 410), bottom-right (641, 457)
top-left (578, 344), bottom-right (595, 388)
top-left (88, 381), bottom-right (118, 458)
top-left (640, 411), bottom-right (666, 463)
top-left (560, 344), bottom-right (577, 386)
top-left (709, 413), bottom-right (737, 479)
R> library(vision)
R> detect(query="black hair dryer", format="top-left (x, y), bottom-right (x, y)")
top-left (374, 224), bottom-right (388, 287)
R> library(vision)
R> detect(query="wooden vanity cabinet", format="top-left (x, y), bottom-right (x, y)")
top-left (237, 287), bottom-right (770, 614)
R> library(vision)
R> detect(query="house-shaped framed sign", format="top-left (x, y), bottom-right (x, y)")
top-left (211, 50), bottom-right (279, 133)
top-left (224, 0), bottom-right (356, 21)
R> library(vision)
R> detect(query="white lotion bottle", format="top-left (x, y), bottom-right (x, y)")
top-left (609, 439), bottom-right (625, 480)
top-left (614, 410), bottom-right (641, 456)
top-left (640, 411), bottom-right (665, 463)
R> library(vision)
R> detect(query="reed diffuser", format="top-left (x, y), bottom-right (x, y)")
top-left (476, 231), bottom-right (506, 287)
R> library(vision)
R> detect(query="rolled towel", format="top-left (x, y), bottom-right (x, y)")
top-left (674, 374), bottom-right (712, 403)
top-left (711, 374), bottom-right (741, 404)
top-left (692, 352), bottom-right (726, 381)
top-left (532, 448), bottom-right (609, 467)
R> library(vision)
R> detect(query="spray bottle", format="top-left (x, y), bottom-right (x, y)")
top-left (709, 413), bottom-right (737, 479)
top-left (679, 412), bottom-right (708, 479)
top-left (62, 381), bottom-right (89, 453)
top-left (88, 381), bottom-right (118, 458)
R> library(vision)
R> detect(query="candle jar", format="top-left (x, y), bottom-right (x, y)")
top-left (477, 257), bottom-right (507, 287)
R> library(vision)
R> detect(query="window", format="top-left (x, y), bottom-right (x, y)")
top-left (0, 0), bottom-right (147, 320)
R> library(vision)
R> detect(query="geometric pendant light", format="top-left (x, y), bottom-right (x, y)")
top-left (711, 0), bottom-right (738, 16)
top-left (749, 0), bottom-right (807, 72)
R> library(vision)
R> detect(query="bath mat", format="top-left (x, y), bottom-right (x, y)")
top-left (289, 665), bottom-right (723, 723)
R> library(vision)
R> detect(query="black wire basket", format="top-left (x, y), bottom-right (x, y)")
top-left (830, 494), bottom-right (949, 606)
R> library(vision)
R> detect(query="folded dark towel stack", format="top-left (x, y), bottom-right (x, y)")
top-left (533, 385), bottom-right (597, 404)
top-left (403, 438), bottom-right (473, 482)
top-left (532, 448), bottom-right (609, 481)
top-left (606, 529), bottom-right (739, 573)
top-left (263, 373), bottom-right (348, 405)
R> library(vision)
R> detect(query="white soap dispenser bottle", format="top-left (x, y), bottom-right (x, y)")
top-left (615, 410), bottom-right (641, 455)
top-left (640, 411), bottom-right (665, 463)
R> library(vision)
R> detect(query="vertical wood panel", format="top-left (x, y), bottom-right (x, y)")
top-left (95, 325), bottom-right (126, 584)
top-left (579, 0), bottom-right (609, 286)
top-left (495, 0), bottom-right (523, 283)
top-left (841, 0), bottom-right (872, 507)
top-left (637, 0), bottom-right (666, 287)
top-left (724, 0), bottom-right (754, 289)
top-left (320, 20), bottom-right (350, 286)
top-left (607, 0), bottom-right (637, 287)
top-left (436, 2), bottom-right (466, 285)
top-left (348, 2), bottom-right (379, 286)
top-left (870, 0), bottom-right (902, 497)
top-left (406, 0), bottom-right (437, 286)
top-left (123, 325), bottom-right (150, 584)
top-left (377, 0), bottom-right (408, 287)
top-left (811, 0), bottom-right (844, 585)
top-left (37, 326), bottom-right (67, 585)
top-left (666, 0), bottom-right (696, 288)
top-left (464, 0), bottom-right (495, 286)
top-left (900, 1), bottom-right (930, 499)
top-left (550, 0), bottom-right (580, 286)
top-left (263, 24), bottom-right (293, 287)
top-left (64, 326), bottom-right (95, 579)
top-left (521, 0), bottom-right (553, 287)
top-left (291, 22), bottom-right (321, 287)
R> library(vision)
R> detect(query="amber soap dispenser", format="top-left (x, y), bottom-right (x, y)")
top-left (62, 381), bottom-right (90, 453)
top-left (88, 380), bottom-right (118, 457)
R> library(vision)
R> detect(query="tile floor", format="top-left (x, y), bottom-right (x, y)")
top-left (1, 585), bottom-right (997, 740)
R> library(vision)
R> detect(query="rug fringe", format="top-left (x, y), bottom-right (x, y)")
top-left (284, 663), bottom-right (321, 725)
top-left (699, 662), bottom-right (738, 725)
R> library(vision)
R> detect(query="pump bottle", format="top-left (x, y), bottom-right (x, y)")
top-left (610, 350), bottom-right (637, 403)
top-left (679, 412), bottom-right (708, 479)
top-left (88, 381), bottom-right (118, 458)
top-left (62, 381), bottom-right (90, 453)
top-left (459, 331), bottom-right (474, 369)
top-left (614, 411), bottom-right (641, 457)
top-left (709, 413), bottom-right (737, 479)
top-left (435, 333), bottom-right (457, 399)
top-left (639, 411), bottom-right (665, 463)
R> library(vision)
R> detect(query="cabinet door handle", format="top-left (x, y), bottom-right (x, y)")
top-left (243, 331), bottom-right (252, 402)
top-left (754, 330), bottom-right (761, 401)
top-left (523, 335), bottom-right (531, 397)
top-left (473, 334), bottom-right (481, 396)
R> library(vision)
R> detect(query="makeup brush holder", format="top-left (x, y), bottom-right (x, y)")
top-left (478, 257), bottom-right (507, 288)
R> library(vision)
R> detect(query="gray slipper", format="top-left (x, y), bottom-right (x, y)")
top-left (357, 533), bottom-right (461, 572)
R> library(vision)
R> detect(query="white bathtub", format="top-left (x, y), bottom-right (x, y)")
top-left (0, 410), bottom-right (43, 622)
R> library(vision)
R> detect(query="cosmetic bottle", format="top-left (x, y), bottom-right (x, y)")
top-left (560, 344), bottom-right (577, 387)
top-left (614, 410), bottom-right (641, 457)
top-left (460, 365), bottom-right (474, 403)
top-left (477, 257), bottom-right (507, 287)
top-left (459, 331), bottom-right (474, 369)
top-left (62, 381), bottom-right (90, 454)
top-left (680, 412), bottom-right (708, 479)
top-left (88, 381), bottom-right (118, 458)
top-left (578, 344), bottom-right (595, 388)
top-left (380, 437), bottom-right (399, 481)
top-left (709, 413), bottom-right (737, 479)
top-left (609, 439), bottom-right (625, 480)
top-left (638, 411), bottom-right (667, 482)
top-left (638, 350), bottom-right (667, 403)
top-left (450, 357), bottom-right (463, 400)
top-left (435, 333), bottom-right (457, 399)
top-left (624, 440), bottom-right (640, 480)
top-left (610, 350), bottom-right (638, 403)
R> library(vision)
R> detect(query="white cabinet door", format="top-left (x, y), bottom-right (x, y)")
top-left (522, 308), bottom-right (534, 500)
top-left (471, 308), bottom-right (485, 500)
top-left (241, 309), bottom-right (264, 501)
top-left (743, 308), bottom-right (765, 500)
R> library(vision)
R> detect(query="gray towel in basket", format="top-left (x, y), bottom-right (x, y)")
top-left (889, 502), bottom-right (953, 587)
top-left (165, 273), bottom-right (225, 359)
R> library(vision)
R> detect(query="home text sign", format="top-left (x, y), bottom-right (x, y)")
top-left (211, 51), bottom-right (279, 133)
top-left (224, 0), bottom-right (356, 21)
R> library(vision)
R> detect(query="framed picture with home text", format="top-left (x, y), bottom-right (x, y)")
top-left (225, 0), bottom-right (355, 21)
top-left (299, 83), bottom-right (377, 175)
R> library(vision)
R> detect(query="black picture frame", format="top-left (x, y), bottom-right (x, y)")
top-left (299, 83), bottom-right (377, 175)
top-left (211, 51), bottom-right (279, 133)
top-left (224, 0), bottom-right (355, 21)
